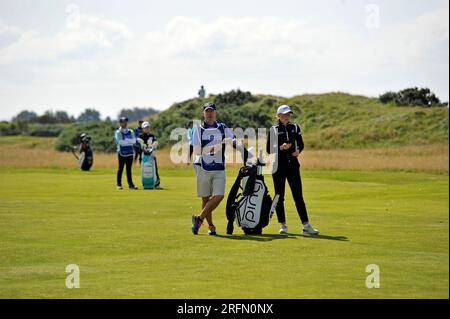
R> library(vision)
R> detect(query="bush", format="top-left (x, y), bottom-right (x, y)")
top-left (379, 87), bottom-right (447, 107)
top-left (12, 110), bottom-right (38, 122)
top-left (148, 91), bottom-right (268, 148)
top-left (0, 120), bottom-right (29, 136)
top-left (0, 121), bottom-right (68, 137)
top-left (379, 91), bottom-right (398, 104)
top-left (30, 110), bottom-right (76, 124)
top-left (213, 89), bottom-right (258, 106)
top-left (118, 107), bottom-right (159, 122)
top-left (28, 124), bottom-right (65, 137)
top-left (77, 109), bottom-right (102, 123)
top-left (55, 121), bottom-right (117, 153)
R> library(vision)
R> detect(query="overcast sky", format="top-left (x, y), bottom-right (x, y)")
top-left (0, 0), bottom-right (448, 120)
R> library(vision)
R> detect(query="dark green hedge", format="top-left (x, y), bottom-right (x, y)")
top-left (55, 121), bottom-right (118, 153)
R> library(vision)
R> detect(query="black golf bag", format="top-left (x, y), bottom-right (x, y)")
top-left (226, 160), bottom-right (279, 235)
top-left (72, 134), bottom-right (94, 171)
top-left (78, 147), bottom-right (93, 171)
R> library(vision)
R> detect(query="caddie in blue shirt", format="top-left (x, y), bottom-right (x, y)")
top-left (191, 102), bottom-right (251, 235)
top-left (114, 117), bottom-right (139, 190)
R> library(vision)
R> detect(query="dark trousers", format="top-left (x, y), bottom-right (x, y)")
top-left (134, 148), bottom-right (142, 163)
top-left (154, 157), bottom-right (160, 181)
top-left (189, 144), bottom-right (194, 162)
top-left (117, 154), bottom-right (134, 187)
top-left (272, 161), bottom-right (309, 224)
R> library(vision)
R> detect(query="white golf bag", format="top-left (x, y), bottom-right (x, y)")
top-left (226, 153), bottom-right (279, 235)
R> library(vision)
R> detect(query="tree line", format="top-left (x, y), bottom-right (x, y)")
top-left (1, 107), bottom-right (159, 137)
top-left (11, 107), bottom-right (159, 124)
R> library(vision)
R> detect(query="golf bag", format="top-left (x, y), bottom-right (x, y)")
top-left (226, 157), bottom-right (279, 235)
top-left (138, 138), bottom-right (158, 189)
top-left (79, 147), bottom-right (93, 171)
top-left (72, 135), bottom-right (93, 171)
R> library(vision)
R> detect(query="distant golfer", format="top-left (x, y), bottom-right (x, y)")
top-left (191, 102), bottom-right (249, 235)
top-left (266, 105), bottom-right (319, 235)
top-left (134, 120), bottom-right (144, 164)
top-left (138, 121), bottom-right (161, 188)
top-left (186, 120), bottom-right (194, 164)
top-left (198, 85), bottom-right (206, 98)
top-left (114, 117), bottom-right (138, 190)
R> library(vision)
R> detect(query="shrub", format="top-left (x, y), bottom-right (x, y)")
top-left (213, 89), bottom-right (258, 106)
top-left (379, 87), bottom-right (447, 107)
top-left (28, 124), bottom-right (65, 137)
top-left (0, 120), bottom-right (29, 136)
top-left (118, 107), bottom-right (159, 122)
top-left (55, 121), bottom-right (117, 153)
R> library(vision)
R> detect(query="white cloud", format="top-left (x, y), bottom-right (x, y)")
top-left (0, 3), bottom-right (448, 120)
top-left (0, 14), bottom-right (133, 65)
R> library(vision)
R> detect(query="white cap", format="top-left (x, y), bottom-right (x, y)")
top-left (277, 105), bottom-right (293, 115)
top-left (142, 121), bottom-right (150, 128)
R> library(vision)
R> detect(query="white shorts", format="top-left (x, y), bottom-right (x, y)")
top-left (195, 165), bottom-right (226, 198)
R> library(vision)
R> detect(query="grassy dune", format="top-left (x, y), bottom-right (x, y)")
top-left (148, 92), bottom-right (449, 149)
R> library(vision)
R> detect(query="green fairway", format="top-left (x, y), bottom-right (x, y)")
top-left (0, 167), bottom-right (448, 298)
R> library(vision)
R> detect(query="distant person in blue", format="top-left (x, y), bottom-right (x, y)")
top-left (186, 120), bottom-right (194, 164)
top-left (114, 117), bottom-right (138, 190)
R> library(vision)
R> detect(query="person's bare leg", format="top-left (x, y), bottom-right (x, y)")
top-left (202, 197), bottom-right (213, 225)
top-left (200, 195), bottom-right (224, 224)
top-left (202, 197), bottom-right (209, 209)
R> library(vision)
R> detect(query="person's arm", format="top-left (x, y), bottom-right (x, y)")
top-left (294, 124), bottom-right (304, 153)
top-left (117, 130), bottom-right (136, 146)
top-left (134, 129), bottom-right (141, 148)
top-left (136, 137), bottom-right (145, 148)
top-left (266, 126), bottom-right (278, 154)
top-left (187, 128), bottom-right (192, 143)
top-left (191, 126), bottom-right (202, 158)
top-left (148, 134), bottom-right (157, 149)
top-left (114, 129), bottom-right (120, 146)
top-left (223, 125), bottom-right (237, 146)
top-left (290, 124), bottom-right (304, 158)
top-left (223, 124), bottom-right (252, 163)
top-left (130, 130), bottom-right (137, 144)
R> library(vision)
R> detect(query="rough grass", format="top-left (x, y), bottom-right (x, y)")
top-left (0, 136), bottom-right (448, 172)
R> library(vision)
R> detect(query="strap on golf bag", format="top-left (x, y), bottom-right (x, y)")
top-left (226, 169), bottom-right (244, 233)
